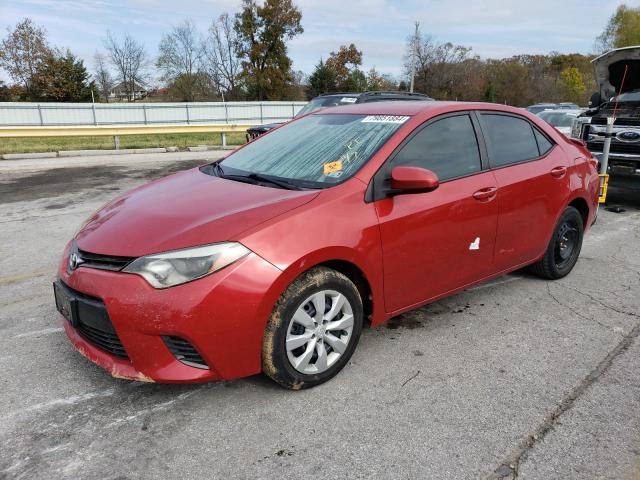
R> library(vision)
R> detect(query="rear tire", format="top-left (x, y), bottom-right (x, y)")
top-left (530, 206), bottom-right (584, 280)
top-left (262, 267), bottom-right (363, 390)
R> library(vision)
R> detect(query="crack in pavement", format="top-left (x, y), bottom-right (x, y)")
top-left (486, 318), bottom-right (640, 479)
top-left (545, 283), bottom-right (611, 331)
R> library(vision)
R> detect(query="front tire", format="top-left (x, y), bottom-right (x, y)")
top-left (530, 206), bottom-right (584, 279)
top-left (262, 267), bottom-right (363, 390)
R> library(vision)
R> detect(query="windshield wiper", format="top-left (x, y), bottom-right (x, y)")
top-left (211, 162), bottom-right (301, 190)
top-left (245, 173), bottom-right (301, 190)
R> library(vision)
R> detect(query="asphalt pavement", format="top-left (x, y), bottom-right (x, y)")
top-left (0, 152), bottom-right (639, 480)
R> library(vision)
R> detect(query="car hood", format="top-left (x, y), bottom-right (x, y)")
top-left (75, 167), bottom-right (319, 257)
top-left (593, 46), bottom-right (640, 99)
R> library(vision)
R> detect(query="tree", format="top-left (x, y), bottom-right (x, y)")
top-left (32, 52), bottom-right (95, 102)
top-left (366, 67), bottom-right (396, 91)
top-left (235, 0), bottom-right (303, 100)
top-left (326, 44), bottom-right (363, 90)
top-left (0, 80), bottom-right (10, 101)
top-left (157, 20), bottom-right (202, 102)
top-left (596, 4), bottom-right (640, 52)
top-left (93, 52), bottom-right (114, 102)
top-left (202, 13), bottom-right (242, 100)
top-left (559, 67), bottom-right (587, 105)
top-left (403, 31), bottom-right (479, 100)
top-left (104, 32), bottom-right (149, 102)
top-left (0, 18), bottom-right (53, 98)
top-left (307, 58), bottom-right (337, 97)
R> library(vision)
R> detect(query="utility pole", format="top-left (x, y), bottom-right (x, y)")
top-left (409, 21), bottom-right (420, 93)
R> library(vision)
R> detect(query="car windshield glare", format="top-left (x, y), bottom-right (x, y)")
top-left (539, 112), bottom-right (576, 127)
top-left (613, 89), bottom-right (640, 103)
top-left (220, 113), bottom-right (408, 187)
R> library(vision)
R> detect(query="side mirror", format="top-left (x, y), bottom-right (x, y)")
top-left (390, 166), bottom-right (439, 194)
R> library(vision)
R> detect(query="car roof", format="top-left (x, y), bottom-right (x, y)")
top-left (318, 91), bottom-right (431, 99)
top-left (538, 109), bottom-right (583, 115)
top-left (316, 100), bottom-right (530, 117)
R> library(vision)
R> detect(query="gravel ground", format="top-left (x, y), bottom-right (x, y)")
top-left (1, 153), bottom-right (639, 480)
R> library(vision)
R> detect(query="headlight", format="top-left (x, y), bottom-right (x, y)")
top-left (123, 242), bottom-right (250, 289)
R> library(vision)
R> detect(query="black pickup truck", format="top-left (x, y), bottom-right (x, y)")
top-left (246, 91), bottom-right (433, 141)
top-left (572, 46), bottom-right (640, 188)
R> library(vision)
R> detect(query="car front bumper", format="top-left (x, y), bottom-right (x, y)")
top-left (56, 242), bottom-right (283, 383)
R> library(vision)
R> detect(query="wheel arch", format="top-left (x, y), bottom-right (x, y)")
top-left (567, 196), bottom-right (590, 229)
top-left (258, 248), bottom-right (385, 329)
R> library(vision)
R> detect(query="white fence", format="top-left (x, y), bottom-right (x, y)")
top-left (0, 101), bottom-right (307, 127)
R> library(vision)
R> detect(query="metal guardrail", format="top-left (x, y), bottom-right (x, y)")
top-left (0, 101), bottom-right (306, 127)
top-left (0, 123), bottom-right (253, 137)
top-left (0, 123), bottom-right (255, 148)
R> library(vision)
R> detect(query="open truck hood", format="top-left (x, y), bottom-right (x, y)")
top-left (593, 46), bottom-right (640, 100)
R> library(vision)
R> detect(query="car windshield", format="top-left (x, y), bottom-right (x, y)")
top-left (538, 111), bottom-right (577, 127)
top-left (218, 113), bottom-right (408, 188)
top-left (612, 89), bottom-right (640, 103)
top-left (295, 96), bottom-right (358, 117)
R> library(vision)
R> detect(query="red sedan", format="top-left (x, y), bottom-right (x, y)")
top-left (54, 101), bottom-right (600, 389)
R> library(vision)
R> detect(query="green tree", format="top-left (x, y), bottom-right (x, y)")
top-left (0, 80), bottom-right (10, 100)
top-left (366, 67), bottom-right (396, 91)
top-left (307, 58), bottom-right (337, 97)
top-left (558, 67), bottom-right (586, 105)
top-left (483, 82), bottom-right (497, 102)
top-left (235, 0), bottom-right (303, 100)
top-left (34, 52), bottom-right (96, 102)
top-left (596, 4), bottom-right (640, 52)
top-left (0, 18), bottom-right (53, 98)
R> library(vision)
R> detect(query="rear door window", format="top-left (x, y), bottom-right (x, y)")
top-left (392, 114), bottom-right (482, 181)
top-left (481, 114), bottom-right (541, 167)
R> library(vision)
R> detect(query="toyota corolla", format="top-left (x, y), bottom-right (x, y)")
top-left (54, 101), bottom-right (600, 389)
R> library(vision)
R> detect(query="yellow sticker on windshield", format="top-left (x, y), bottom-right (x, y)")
top-left (323, 160), bottom-right (343, 175)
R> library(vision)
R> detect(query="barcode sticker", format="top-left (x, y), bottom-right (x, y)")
top-left (362, 115), bottom-right (410, 124)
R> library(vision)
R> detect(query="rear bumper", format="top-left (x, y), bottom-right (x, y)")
top-left (57, 242), bottom-right (283, 383)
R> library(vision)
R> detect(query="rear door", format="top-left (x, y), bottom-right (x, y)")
top-left (373, 112), bottom-right (499, 312)
top-left (477, 113), bottom-right (566, 271)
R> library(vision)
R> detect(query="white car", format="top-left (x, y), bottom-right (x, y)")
top-left (536, 109), bottom-right (585, 136)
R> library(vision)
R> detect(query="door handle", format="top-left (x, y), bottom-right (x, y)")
top-left (472, 187), bottom-right (497, 201)
top-left (550, 166), bottom-right (567, 178)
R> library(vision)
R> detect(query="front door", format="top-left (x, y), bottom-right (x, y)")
top-left (374, 113), bottom-right (499, 313)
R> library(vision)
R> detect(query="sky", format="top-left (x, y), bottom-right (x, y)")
top-left (1, 0), bottom-right (639, 84)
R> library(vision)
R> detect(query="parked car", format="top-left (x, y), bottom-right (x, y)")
top-left (557, 102), bottom-right (580, 110)
top-left (55, 101), bottom-right (599, 389)
top-left (537, 109), bottom-right (584, 136)
top-left (526, 102), bottom-right (580, 114)
top-left (246, 91), bottom-right (433, 141)
top-left (525, 103), bottom-right (559, 114)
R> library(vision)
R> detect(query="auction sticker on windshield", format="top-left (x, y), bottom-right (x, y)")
top-left (361, 115), bottom-right (410, 124)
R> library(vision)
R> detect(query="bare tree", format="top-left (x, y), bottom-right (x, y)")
top-left (0, 18), bottom-right (53, 97)
top-left (93, 52), bottom-right (114, 102)
top-left (104, 32), bottom-right (148, 102)
top-left (157, 20), bottom-right (202, 102)
top-left (202, 13), bottom-right (242, 100)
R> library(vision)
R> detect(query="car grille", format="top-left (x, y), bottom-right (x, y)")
top-left (590, 117), bottom-right (640, 127)
top-left (587, 141), bottom-right (640, 156)
top-left (162, 336), bottom-right (209, 369)
top-left (59, 281), bottom-right (129, 359)
top-left (77, 248), bottom-right (135, 271)
top-left (77, 322), bottom-right (128, 358)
